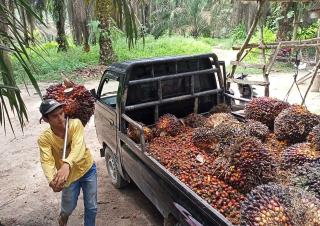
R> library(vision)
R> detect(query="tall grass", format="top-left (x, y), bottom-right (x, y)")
top-left (13, 35), bottom-right (218, 83)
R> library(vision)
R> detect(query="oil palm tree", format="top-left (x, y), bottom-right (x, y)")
top-left (96, 0), bottom-right (137, 64)
top-left (53, 0), bottom-right (68, 51)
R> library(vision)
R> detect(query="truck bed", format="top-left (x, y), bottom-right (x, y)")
top-left (118, 126), bottom-right (233, 225)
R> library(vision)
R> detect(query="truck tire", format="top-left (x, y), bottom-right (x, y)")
top-left (105, 153), bottom-right (128, 189)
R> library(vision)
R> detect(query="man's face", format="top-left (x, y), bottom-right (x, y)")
top-left (46, 107), bottom-right (65, 128)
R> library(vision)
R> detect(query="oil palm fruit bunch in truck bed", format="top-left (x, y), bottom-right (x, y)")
top-left (245, 97), bottom-right (290, 129)
top-left (286, 161), bottom-right (320, 200)
top-left (127, 123), bottom-right (154, 143)
top-left (307, 124), bottom-right (320, 151)
top-left (213, 137), bottom-right (275, 194)
top-left (245, 120), bottom-right (269, 141)
top-left (44, 79), bottom-right (95, 126)
top-left (240, 183), bottom-right (320, 226)
top-left (281, 142), bottom-right (320, 169)
top-left (183, 113), bottom-right (207, 128)
top-left (191, 120), bottom-right (248, 156)
top-left (274, 105), bottom-right (320, 144)
top-left (206, 113), bottom-right (238, 128)
top-left (155, 113), bottom-right (184, 136)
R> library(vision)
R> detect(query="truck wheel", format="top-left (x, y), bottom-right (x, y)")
top-left (105, 153), bottom-right (128, 189)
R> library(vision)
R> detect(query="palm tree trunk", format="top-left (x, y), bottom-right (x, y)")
top-left (20, 7), bottom-right (29, 48)
top-left (53, 0), bottom-right (68, 52)
top-left (1, 0), bottom-right (15, 95)
top-left (26, 11), bottom-right (35, 43)
top-left (97, 0), bottom-right (115, 64)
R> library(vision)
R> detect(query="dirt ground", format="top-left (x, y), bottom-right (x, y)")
top-left (0, 80), bottom-right (162, 226)
top-left (1, 59), bottom-right (320, 226)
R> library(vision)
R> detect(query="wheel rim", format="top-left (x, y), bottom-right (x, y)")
top-left (107, 157), bottom-right (118, 183)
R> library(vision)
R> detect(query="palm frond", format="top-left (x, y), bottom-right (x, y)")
top-left (0, 0), bottom-right (43, 134)
top-left (113, 0), bottom-right (138, 48)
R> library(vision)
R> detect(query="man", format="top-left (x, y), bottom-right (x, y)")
top-left (37, 99), bottom-right (97, 226)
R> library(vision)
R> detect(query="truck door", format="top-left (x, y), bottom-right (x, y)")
top-left (94, 75), bottom-right (119, 153)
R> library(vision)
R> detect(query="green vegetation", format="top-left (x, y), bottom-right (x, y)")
top-left (13, 42), bottom-right (100, 84)
top-left (13, 35), bottom-right (217, 83)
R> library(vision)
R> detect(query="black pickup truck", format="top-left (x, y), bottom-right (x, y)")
top-left (93, 54), bottom-right (237, 226)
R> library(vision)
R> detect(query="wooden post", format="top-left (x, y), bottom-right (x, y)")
top-left (259, 23), bottom-right (269, 96)
top-left (302, 59), bottom-right (320, 105)
top-left (266, 42), bottom-right (282, 76)
top-left (311, 18), bottom-right (320, 92)
top-left (229, 0), bottom-right (267, 79)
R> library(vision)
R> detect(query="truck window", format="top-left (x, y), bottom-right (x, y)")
top-left (99, 78), bottom-right (119, 108)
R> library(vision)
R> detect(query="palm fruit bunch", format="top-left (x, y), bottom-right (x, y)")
top-left (241, 184), bottom-right (292, 226)
top-left (127, 122), bottom-right (154, 143)
top-left (240, 183), bottom-right (320, 226)
top-left (147, 128), bottom-right (245, 225)
top-left (211, 121), bottom-right (249, 153)
top-left (263, 133), bottom-right (289, 165)
top-left (209, 103), bottom-right (231, 114)
top-left (191, 127), bottom-right (219, 154)
top-left (274, 105), bottom-right (320, 143)
top-left (245, 97), bottom-right (290, 129)
top-left (183, 113), bottom-right (207, 128)
top-left (192, 121), bottom-right (249, 156)
top-left (282, 142), bottom-right (320, 169)
top-left (308, 124), bottom-right (320, 151)
top-left (155, 113), bottom-right (184, 136)
top-left (44, 80), bottom-right (95, 126)
top-left (288, 162), bottom-right (320, 199)
top-left (213, 137), bottom-right (275, 193)
top-left (245, 120), bottom-right (270, 141)
top-left (206, 113), bottom-right (238, 128)
top-left (264, 133), bottom-right (289, 156)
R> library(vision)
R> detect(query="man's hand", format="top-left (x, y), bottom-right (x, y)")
top-left (49, 180), bottom-right (64, 192)
top-left (50, 163), bottom-right (70, 192)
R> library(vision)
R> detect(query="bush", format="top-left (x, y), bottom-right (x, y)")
top-left (231, 23), bottom-right (247, 42)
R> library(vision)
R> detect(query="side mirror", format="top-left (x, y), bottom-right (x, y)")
top-left (90, 88), bottom-right (97, 99)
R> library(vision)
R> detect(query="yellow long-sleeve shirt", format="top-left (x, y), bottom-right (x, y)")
top-left (38, 118), bottom-right (94, 187)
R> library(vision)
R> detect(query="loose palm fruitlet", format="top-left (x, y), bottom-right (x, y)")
top-left (274, 105), bottom-right (320, 143)
top-left (241, 183), bottom-right (320, 226)
top-left (288, 162), bottom-right (320, 199)
top-left (155, 113), bottom-right (183, 136)
top-left (245, 120), bottom-right (270, 141)
top-left (44, 82), bottom-right (95, 126)
top-left (147, 128), bottom-right (245, 225)
top-left (245, 97), bottom-right (290, 129)
top-left (308, 124), bottom-right (320, 151)
top-left (183, 113), bottom-right (207, 128)
top-left (127, 123), bottom-right (154, 143)
top-left (282, 142), bottom-right (320, 169)
top-left (213, 137), bottom-right (275, 194)
top-left (206, 113), bottom-right (238, 128)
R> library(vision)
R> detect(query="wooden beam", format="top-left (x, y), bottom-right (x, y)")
top-left (233, 37), bottom-right (320, 50)
top-left (228, 78), bottom-right (270, 86)
top-left (230, 61), bottom-right (265, 69)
